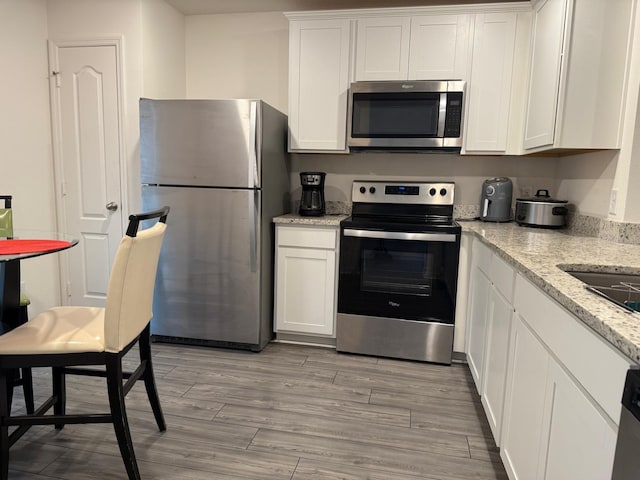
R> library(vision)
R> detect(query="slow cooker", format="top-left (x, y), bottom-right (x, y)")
top-left (515, 189), bottom-right (569, 228)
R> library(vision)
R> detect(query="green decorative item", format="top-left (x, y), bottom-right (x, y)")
top-left (0, 208), bottom-right (12, 238)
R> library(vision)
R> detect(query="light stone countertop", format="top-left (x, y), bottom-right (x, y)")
top-left (461, 221), bottom-right (640, 363)
top-left (273, 213), bottom-right (349, 227)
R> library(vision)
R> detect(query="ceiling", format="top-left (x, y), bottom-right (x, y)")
top-left (164, 0), bottom-right (525, 15)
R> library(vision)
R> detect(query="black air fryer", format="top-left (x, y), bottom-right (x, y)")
top-left (299, 172), bottom-right (326, 216)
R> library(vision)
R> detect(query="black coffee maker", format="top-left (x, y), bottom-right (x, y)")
top-left (299, 172), bottom-right (326, 216)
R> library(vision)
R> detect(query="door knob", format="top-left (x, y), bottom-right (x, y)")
top-left (106, 202), bottom-right (118, 212)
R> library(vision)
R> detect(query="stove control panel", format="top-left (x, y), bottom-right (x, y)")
top-left (351, 181), bottom-right (455, 205)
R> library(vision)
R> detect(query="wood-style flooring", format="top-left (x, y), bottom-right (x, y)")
top-left (7, 342), bottom-right (508, 479)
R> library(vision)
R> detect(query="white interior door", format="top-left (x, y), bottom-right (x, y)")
top-left (49, 41), bottom-right (125, 306)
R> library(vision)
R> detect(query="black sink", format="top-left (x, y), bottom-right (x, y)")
top-left (565, 270), bottom-right (640, 313)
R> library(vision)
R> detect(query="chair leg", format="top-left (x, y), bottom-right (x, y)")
top-left (0, 369), bottom-right (10, 480)
top-left (138, 325), bottom-right (166, 431)
top-left (21, 368), bottom-right (34, 414)
top-left (106, 354), bottom-right (140, 480)
top-left (52, 366), bottom-right (66, 430)
top-left (6, 370), bottom-right (15, 414)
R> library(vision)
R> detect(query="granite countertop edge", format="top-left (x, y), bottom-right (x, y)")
top-left (460, 221), bottom-right (640, 364)
top-left (273, 213), bottom-right (349, 227)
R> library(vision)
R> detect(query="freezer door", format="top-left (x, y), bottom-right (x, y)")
top-left (140, 99), bottom-right (260, 188)
top-left (142, 185), bottom-right (263, 345)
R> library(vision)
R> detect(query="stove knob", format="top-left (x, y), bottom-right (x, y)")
top-left (429, 188), bottom-right (436, 196)
top-left (359, 186), bottom-right (366, 194)
top-left (440, 188), bottom-right (447, 196)
top-left (369, 187), bottom-right (376, 194)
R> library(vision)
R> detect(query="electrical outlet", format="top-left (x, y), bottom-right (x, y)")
top-left (521, 186), bottom-right (533, 197)
top-left (609, 189), bottom-right (618, 215)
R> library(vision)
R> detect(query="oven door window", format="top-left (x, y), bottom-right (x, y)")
top-left (362, 249), bottom-right (434, 296)
top-left (351, 92), bottom-right (442, 138)
top-left (339, 235), bottom-right (459, 323)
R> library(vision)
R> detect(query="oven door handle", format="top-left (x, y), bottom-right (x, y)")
top-left (343, 229), bottom-right (457, 243)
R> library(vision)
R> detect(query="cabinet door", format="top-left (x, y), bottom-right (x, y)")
top-left (500, 314), bottom-right (550, 480)
top-left (522, 0), bottom-right (567, 150)
top-left (275, 246), bottom-right (336, 335)
top-left (539, 360), bottom-right (618, 480)
top-left (465, 12), bottom-right (517, 152)
top-left (466, 263), bottom-right (491, 392)
top-left (288, 19), bottom-right (351, 151)
top-left (355, 17), bottom-right (411, 81)
top-left (480, 286), bottom-right (513, 446)
top-left (408, 14), bottom-right (470, 80)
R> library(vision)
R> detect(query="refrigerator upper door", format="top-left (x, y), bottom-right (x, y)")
top-left (140, 99), bottom-right (260, 189)
top-left (142, 185), bottom-right (262, 345)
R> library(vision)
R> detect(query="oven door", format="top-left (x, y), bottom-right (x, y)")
top-left (338, 227), bottom-right (460, 324)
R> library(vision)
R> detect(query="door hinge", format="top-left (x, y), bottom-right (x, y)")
top-left (66, 281), bottom-right (72, 298)
top-left (61, 180), bottom-right (67, 196)
top-left (52, 71), bottom-right (61, 88)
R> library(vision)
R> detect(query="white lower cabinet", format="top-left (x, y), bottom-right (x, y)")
top-left (466, 238), bottom-right (515, 446)
top-left (466, 241), bottom-right (630, 480)
top-left (274, 224), bottom-right (339, 336)
top-left (466, 249), bottom-right (491, 390)
top-left (499, 274), bottom-right (629, 480)
top-left (539, 360), bottom-right (617, 480)
top-left (480, 285), bottom-right (513, 445)
top-left (500, 313), bottom-right (551, 480)
top-left (501, 314), bottom-right (618, 480)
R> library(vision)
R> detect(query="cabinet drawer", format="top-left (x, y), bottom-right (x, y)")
top-left (514, 274), bottom-right (631, 423)
top-left (472, 238), bottom-right (492, 275)
top-left (490, 254), bottom-right (515, 302)
top-left (277, 225), bottom-right (337, 249)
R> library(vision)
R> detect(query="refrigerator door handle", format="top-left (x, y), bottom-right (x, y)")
top-left (249, 190), bottom-right (258, 273)
top-left (249, 101), bottom-right (259, 189)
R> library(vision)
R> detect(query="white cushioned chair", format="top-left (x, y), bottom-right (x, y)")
top-left (0, 206), bottom-right (170, 480)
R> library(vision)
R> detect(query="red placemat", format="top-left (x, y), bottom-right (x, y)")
top-left (0, 239), bottom-right (71, 255)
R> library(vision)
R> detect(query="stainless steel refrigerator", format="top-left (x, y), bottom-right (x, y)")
top-left (139, 98), bottom-right (290, 351)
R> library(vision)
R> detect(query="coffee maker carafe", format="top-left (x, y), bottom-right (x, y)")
top-left (299, 172), bottom-right (326, 216)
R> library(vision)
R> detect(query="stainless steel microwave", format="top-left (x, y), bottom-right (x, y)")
top-left (347, 80), bottom-right (465, 151)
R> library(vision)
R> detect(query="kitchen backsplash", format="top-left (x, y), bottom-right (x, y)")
top-left (293, 200), bottom-right (640, 245)
top-left (568, 213), bottom-right (640, 245)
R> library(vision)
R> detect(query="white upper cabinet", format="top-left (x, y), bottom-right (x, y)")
top-left (355, 13), bottom-right (470, 82)
top-left (464, 12), bottom-right (518, 153)
top-left (408, 14), bottom-right (470, 80)
top-left (286, 1), bottom-right (632, 154)
top-left (523, 0), bottom-right (633, 152)
top-left (522, 0), bottom-right (566, 150)
top-left (355, 17), bottom-right (411, 81)
top-left (287, 18), bottom-right (352, 152)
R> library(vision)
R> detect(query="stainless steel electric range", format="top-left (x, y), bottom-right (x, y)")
top-left (337, 180), bottom-right (461, 364)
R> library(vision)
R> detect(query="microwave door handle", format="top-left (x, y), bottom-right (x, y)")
top-left (437, 93), bottom-right (447, 138)
top-left (343, 229), bottom-right (456, 243)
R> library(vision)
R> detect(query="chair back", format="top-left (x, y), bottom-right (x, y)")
top-left (0, 195), bottom-right (13, 238)
top-left (104, 207), bottom-right (169, 353)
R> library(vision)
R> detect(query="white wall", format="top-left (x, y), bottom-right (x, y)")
top-left (0, 0), bottom-right (61, 314)
top-left (185, 12), bottom-right (289, 112)
top-left (142, 0), bottom-right (186, 100)
top-left (556, 150), bottom-right (618, 218)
